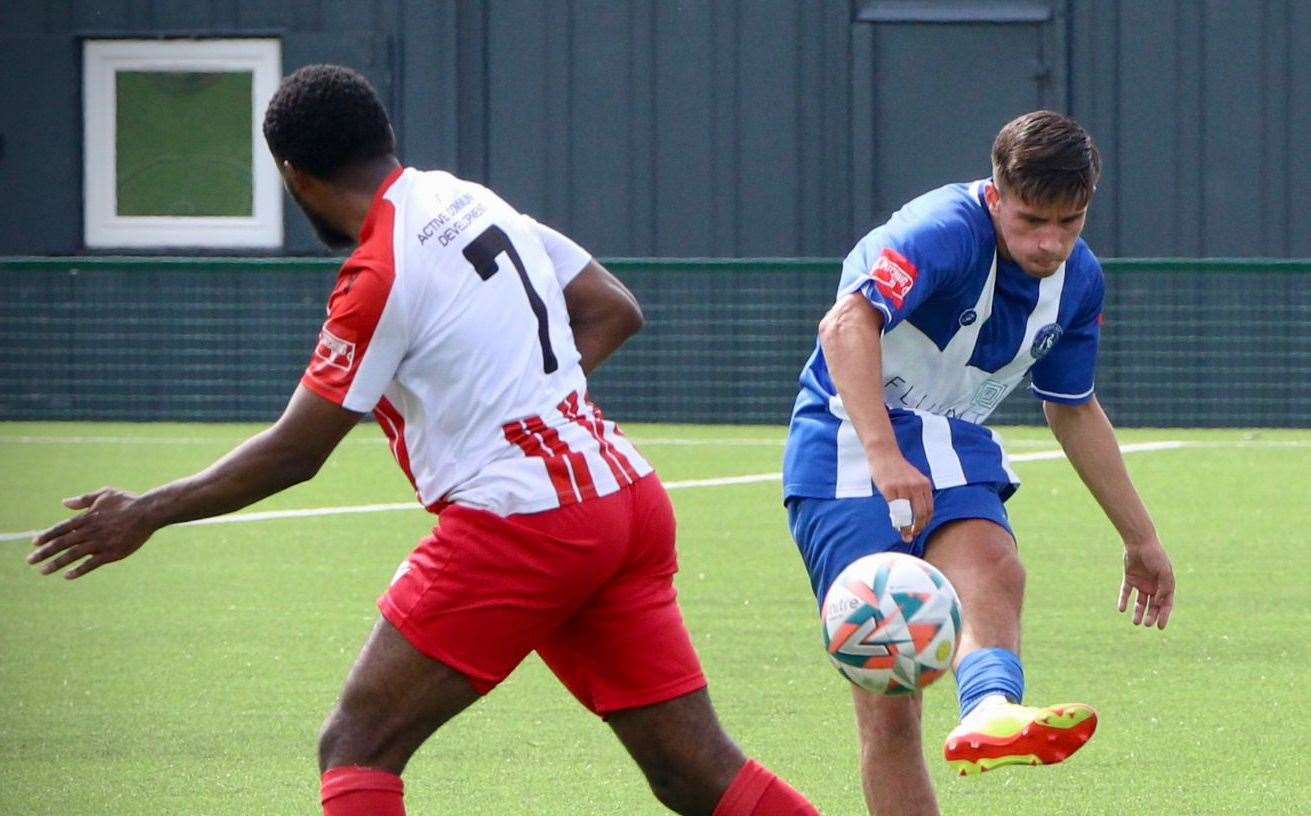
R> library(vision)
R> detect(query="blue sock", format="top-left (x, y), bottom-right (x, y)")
top-left (955, 648), bottom-right (1025, 718)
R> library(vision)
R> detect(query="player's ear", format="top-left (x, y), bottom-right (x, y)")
top-left (280, 160), bottom-right (330, 202)
top-left (984, 182), bottom-right (1002, 215)
top-left (279, 160), bottom-right (304, 192)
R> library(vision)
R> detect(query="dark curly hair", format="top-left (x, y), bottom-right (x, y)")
top-left (262, 64), bottom-right (395, 179)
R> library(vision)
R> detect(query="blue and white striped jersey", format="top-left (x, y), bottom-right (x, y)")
top-left (783, 180), bottom-right (1105, 501)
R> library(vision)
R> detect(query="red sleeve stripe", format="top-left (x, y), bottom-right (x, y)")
top-left (503, 417), bottom-right (580, 507)
top-left (303, 194), bottom-right (400, 408)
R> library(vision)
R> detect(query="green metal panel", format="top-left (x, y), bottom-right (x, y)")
top-left (1, 257), bottom-right (1307, 427)
top-left (5, 1), bottom-right (1311, 257)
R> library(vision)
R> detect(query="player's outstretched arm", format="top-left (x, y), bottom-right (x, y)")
top-left (27, 386), bottom-right (361, 580)
top-left (1044, 397), bottom-right (1175, 629)
top-left (819, 292), bottom-right (933, 542)
top-left (561, 259), bottom-right (644, 375)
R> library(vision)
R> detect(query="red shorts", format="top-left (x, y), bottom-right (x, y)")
top-left (379, 473), bottom-right (707, 715)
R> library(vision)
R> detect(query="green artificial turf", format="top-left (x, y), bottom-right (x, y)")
top-left (1, 423), bottom-right (1308, 815)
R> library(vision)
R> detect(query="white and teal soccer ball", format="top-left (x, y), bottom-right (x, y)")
top-left (822, 552), bottom-right (963, 695)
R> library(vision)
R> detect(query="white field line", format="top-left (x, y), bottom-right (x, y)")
top-left (635, 437), bottom-right (1059, 448)
top-left (0, 434), bottom-right (1069, 448)
top-left (0, 435), bottom-right (790, 448)
top-left (0, 471), bottom-right (794, 543)
top-left (0, 435), bottom-right (782, 448)
top-left (643, 439), bottom-right (1309, 453)
top-left (4, 434), bottom-right (1309, 451)
top-left (0, 434), bottom-right (387, 447)
top-left (1005, 440), bottom-right (1186, 462)
top-left (0, 439), bottom-right (1208, 544)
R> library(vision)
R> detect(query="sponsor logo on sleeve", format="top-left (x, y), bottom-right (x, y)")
top-left (869, 248), bottom-right (918, 309)
top-left (313, 326), bottom-right (357, 373)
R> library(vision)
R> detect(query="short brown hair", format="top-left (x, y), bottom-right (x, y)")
top-left (992, 110), bottom-right (1101, 207)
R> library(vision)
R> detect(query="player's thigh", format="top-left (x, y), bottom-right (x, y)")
top-left (920, 490), bottom-right (1025, 650)
top-left (321, 616), bottom-right (481, 773)
top-left (787, 494), bottom-right (913, 608)
top-left (922, 516), bottom-right (1024, 607)
top-left (920, 484), bottom-right (1021, 590)
top-left (536, 475), bottom-right (707, 716)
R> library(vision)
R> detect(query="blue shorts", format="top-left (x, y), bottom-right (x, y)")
top-left (786, 484), bottom-right (1014, 606)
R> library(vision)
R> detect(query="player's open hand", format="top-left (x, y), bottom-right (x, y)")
top-left (869, 453), bottom-right (933, 544)
top-left (1119, 539), bottom-right (1174, 629)
top-left (27, 488), bottom-right (156, 580)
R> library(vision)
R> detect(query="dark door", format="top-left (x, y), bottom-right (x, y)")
top-left (850, 1), bottom-right (1067, 229)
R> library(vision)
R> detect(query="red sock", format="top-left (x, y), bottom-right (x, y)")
top-left (713, 759), bottom-right (820, 816)
top-left (321, 766), bottom-right (405, 816)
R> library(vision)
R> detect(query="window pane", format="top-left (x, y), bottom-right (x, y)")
top-left (115, 71), bottom-right (253, 217)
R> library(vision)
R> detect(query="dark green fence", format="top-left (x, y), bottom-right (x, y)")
top-left (1, 258), bottom-right (1307, 427)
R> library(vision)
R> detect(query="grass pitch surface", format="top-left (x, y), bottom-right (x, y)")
top-left (2, 422), bottom-right (1308, 815)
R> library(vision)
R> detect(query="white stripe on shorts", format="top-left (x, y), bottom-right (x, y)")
top-left (988, 427), bottom-right (1022, 486)
top-left (831, 396), bottom-right (874, 498)
top-left (915, 411), bottom-right (967, 489)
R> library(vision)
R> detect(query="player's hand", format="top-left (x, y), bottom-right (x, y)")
top-left (869, 452), bottom-right (933, 544)
top-left (27, 488), bottom-right (156, 580)
top-left (1119, 538), bottom-right (1175, 629)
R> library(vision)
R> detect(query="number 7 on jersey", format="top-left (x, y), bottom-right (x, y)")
top-left (462, 225), bottom-right (559, 374)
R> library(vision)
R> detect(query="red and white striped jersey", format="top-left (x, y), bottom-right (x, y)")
top-left (301, 167), bottom-right (652, 516)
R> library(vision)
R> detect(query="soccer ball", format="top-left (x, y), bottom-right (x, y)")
top-left (822, 552), bottom-right (962, 695)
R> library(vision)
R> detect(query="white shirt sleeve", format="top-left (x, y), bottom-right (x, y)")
top-left (525, 216), bottom-right (592, 289)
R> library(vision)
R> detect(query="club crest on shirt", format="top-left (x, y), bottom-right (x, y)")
top-left (313, 326), bottom-right (356, 373)
top-left (1030, 323), bottom-right (1064, 360)
top-left (869, 248), bottom-right (918, 309)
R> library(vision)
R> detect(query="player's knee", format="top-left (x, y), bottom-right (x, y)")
top-left (634, 737), bottom-right (742, 815)
top-left (853, 692), bottom-right (923, 755)
top-left (861, 711), bottom-right (921, 749)
top-left (987, 547), bottom-right (1026, 598)
top-left (317, 706), bottom-right (361, 772)
top-left (317, 709), bottom-right (344, 771)
top-left (317, 693), bottom-right (390, 772)
top-left (642, 766), bottom-right (696, 814)
top-left (958, 530), bottom-right (1025, 600)
top-left (642, 761), bottom-right (736, 816)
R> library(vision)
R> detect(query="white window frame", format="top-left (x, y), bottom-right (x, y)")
top-left (83, 39), bottom-right (283, 249)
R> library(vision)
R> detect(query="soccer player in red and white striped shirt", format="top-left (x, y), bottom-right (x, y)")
top-left (28, 65), bottom-right (820, 816)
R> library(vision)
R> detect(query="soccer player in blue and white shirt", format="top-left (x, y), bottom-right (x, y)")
top-left (784, 111), bottom-right (1176, 814)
